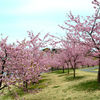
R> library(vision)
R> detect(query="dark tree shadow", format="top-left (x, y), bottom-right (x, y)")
top-left (68, 80), bottom-right (100, 92)
top-left (64, 75), bottom-right (85, 82)
top-left (52, 85), bottom-right (60, 88)
top-left (58, 73), bottom-right (73, 77)
top-left (51, 69), bottom-right (73, 74)
top-left (2, 78), bottom-right (50, 100)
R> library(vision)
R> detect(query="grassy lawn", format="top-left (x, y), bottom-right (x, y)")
top-left (0, 69), bottom-right (100, 100)
top-left (91, 68), bottom-right (98, 71)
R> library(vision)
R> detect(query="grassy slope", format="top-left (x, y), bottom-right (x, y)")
top-left (91, 68), bottom-right (98, 71)
top-left (1, 69), bottom-right (100, 100)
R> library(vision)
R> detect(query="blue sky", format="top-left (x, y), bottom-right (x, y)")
top-left (0, 0), bottom-right (95, 44)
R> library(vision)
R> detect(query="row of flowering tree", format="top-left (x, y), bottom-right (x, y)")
top-left (45, 0), bottom-right (99, 78)
top-left (0, 0), bottom-right (100, 99)
top-left (58, 0), bottom-right (100, 82)
top-left (48, 34), bottom-right (97, 78)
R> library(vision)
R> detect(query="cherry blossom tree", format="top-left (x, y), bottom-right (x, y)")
top-left (54, 48), bottom-right (72, 73)
top-left (62, 42), bottom-right (91, 78)
top-left (48, 34), bottom-right (91, 77)
top-left (59, 0), bottom-right (100, 82)
top-left (0, 32), bottom-right (51, 99)
top-left (80, 56), bottom-right (98, 68)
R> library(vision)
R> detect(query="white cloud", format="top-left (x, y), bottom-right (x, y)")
top-left (1, 0), bottom-right (94, 15)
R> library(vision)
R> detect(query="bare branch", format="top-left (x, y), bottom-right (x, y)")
top-left (0, 85), bottom-right (7, 90)
top-left (90, 5), bottom-right (100, 34)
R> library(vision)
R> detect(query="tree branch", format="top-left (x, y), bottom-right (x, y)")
top-left (0, 85), bottom-right (7, 90)
top-left (90, 5), bottom-right (100, 35)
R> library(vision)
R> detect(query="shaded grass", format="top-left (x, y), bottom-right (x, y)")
top-left (72, 79), bottom-right (100, 92)
top-left (58, 73), bottom-right (72, 77)
top-left (0, 77), bottom-right (50, 100)
top-left (64, 75), bottom-right (85, 81)
top-left (51, 69), bottom-right (73, 74)
top-left (15, 79), bottom-right (50, 96)
top-left (52, 85), bottom-right (60, 88)
top-left (28, 78), bottom-right (50, 90)
top-left (1, 68), bottom-right (100, 100)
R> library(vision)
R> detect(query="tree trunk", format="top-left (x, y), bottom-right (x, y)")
top-left (67, 63), bottom-right (69, 74)
top-left (57, 66), bottom-right (59, 70)
top-left (23, 81), bottom-right (28, 89)
top-left (63, 66), bottom-right (64, 73)
top-left (73, 68), bottom-right (75, 78)
top-left (23, 81), bottom-right (25, 88)
top-left (0, 80), bottom-right (2, 88)
top-left (68, 66), bottom-right (69, 74)
top-left (0, 50), bottom-right (7, 88)
top-left (97, 56), bottom-right (100, 83)
top-left (0, 61), bottom-right (5, 88)
top-left (26, 81), bottom-right (28, 88)
top-left (51, 67), bottom-right (53, 71)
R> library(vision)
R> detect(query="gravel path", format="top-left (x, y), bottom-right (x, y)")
top-left (79, 66), bottom-right (98, 73)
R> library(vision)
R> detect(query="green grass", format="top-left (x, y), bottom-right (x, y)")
top-left (50, 69), bottom-right (72, 74)
top-left (1, 68), bottom-right (100, 100)
top-left (91, 68), bottom-right (98, 71)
